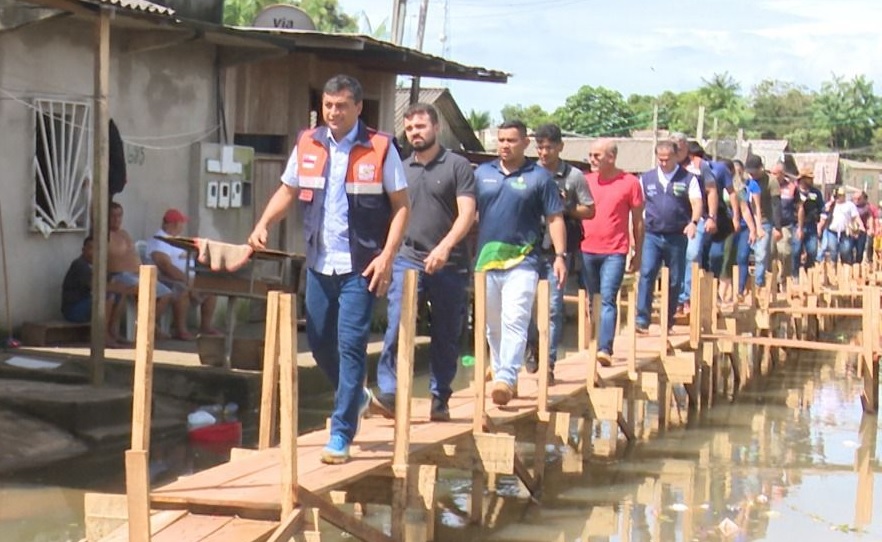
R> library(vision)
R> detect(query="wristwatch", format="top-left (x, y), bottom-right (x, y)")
top-left (555, 252), bottom-right (568, 260)
top-left (691, 220), bottom-right (699, 225)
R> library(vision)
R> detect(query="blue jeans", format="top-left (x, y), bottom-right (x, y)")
top-left (485, 264), bottom-right (538, 388)
top-left (680, 218), bottom-right (706, 304)
top-left (63, 298), bottom-right (92, 323)
top-left (637, 232), bottom-right (687, 330)
top-left (791, 227), bottom-right (819, 277)
top-left (378, 257), bottom-right (468, 402)
top-left (705, 237), bottom-right (726, 277)
top-left (580, 253), bottom-right (626, 355)
top-left (734, 228), bottom-right (753, 295)
top-left (751, 222), bottom-right (773, 287)
top-left (824, 230), bottom-right (854, 264)
top-left (305, 269), bottom-right (374, 445)
top-left (853, 231), bottom-right (868, 264)
top-left (527, 255), bottom-right (569, 366)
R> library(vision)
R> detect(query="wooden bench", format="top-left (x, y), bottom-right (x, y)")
top-left (21, 320), bottom-right (90, 346)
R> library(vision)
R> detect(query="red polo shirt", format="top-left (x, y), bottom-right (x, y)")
top-left (581, 170), bottom-right (643, 255)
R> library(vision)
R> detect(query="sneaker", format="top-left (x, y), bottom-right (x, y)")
top-left (597, 350), bottom-right (612, 367)
top-left (370, 392), bottom-right (396, 419)
top-left (321, 434), bottom-right (350, 464)
top-left (524, 342), bottom-right (539, 374)
top-left (429, 396), bottom-right (450, 422)
top-left (491, 381), bottom-right (514, 406)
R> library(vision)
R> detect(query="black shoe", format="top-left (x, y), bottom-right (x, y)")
top-left (524, 342), bottom-right (539, 374)
top-left (370, 392), bottom-right (396, 419)
top-left (430, 396), bottom-right (450, 422)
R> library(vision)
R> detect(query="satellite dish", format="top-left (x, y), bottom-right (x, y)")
top-left (252, 5), bottom-right (316, 31)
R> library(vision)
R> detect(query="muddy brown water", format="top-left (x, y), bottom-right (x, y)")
top-left (1, 344), bottom-right (880, 542)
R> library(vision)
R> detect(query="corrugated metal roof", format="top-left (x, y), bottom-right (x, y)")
top-left (86, 0), bottom-right (173, 16)
top-left (393, 88), bottom-right (484, 152)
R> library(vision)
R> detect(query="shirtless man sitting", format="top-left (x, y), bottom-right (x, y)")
top-left (108, 201), bottom-right (173, 340)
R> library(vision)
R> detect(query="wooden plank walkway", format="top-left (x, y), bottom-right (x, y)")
top-left (85, 261), bottom-right (882, 541)
top-left (151, 326), bottom-right (690, 515)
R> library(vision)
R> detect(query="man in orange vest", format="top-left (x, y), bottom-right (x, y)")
top-left (249, 74), bottom-right (410, 464)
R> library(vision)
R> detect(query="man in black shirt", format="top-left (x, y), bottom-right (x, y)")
top-left (62, 236), bottom-right (133, 346)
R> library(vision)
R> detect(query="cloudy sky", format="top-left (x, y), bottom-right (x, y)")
top-left (339, 0), bottom-right (882, 121)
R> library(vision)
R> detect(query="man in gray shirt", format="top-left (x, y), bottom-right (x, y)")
top-left (524, 123), bottom-right (595, 381)
top-left (376, 103), bottom-right (476, 421)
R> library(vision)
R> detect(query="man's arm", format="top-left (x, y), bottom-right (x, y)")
top-left (629, 205), bottom-right (645, 273)
top-left (685, 175), bottom-right (703, 239)
top-left (424, 195), bottom-right (476, 274)
top-left (363, 188), bottom-right (410, 295)
top-left (151, 251), bottom-right (187, 283)
top-left (702, 162), bottom-right (719, 234)
top-left (248, 183), bottom-right (297, 249)
top-left (569, 170), bottom-right (595, 220)
top-left (547, 213), bottom-right (568, 285)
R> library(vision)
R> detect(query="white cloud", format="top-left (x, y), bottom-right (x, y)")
top-left (341, 0), bottom-right (882, 118)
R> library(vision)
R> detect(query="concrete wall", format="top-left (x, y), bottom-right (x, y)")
top-left (0, 18), bottom-right (217, 328)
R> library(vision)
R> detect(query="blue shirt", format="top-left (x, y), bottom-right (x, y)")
top-left (280, 122), bottom-right (407, 274)
top-left (474, 158), bottom-right (563, 270)
top-left (740, 178), bottom-right (761, 227)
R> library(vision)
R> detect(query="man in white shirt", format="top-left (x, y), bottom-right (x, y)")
top-left (819, 186), bottom-right (864, 264)
top-left (147, 208), bottom-right (219, 340)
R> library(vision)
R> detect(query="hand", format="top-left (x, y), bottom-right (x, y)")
top-left (247, 225), bottom-right (268, 250)
top-left (772, 228), bottom-right (782, 241)
top-left (552, 257), bottom-right (567, 287)
top-left (749, 230), bottom-right (757, 244)
top-left (704, 217), bottom-right (718, 234)
top-left (756, 227), bottom-right (766, 239)
top-left (363, 253), bottom-right (394, 297)
top-left (627, 255), bottom-right (641, 274)
top-left (733, 219), bottom-right (741, 233)
top-left (684, 222), bottom-right (697, 239)
top-left (796, 228), bottom-right (803, 241)
top-left (423, 243), bottom-right (450, 275)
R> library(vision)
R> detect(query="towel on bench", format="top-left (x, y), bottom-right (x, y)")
top-left (195, 238), bottom-right (253, 272)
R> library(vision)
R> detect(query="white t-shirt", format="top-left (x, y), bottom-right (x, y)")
top-left (146, 229), bottom-right (193, 279)
top-left (828, 200), bottom-right (859, 233)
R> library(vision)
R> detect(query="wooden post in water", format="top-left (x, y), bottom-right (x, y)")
top-left (578, 289), bottom-right (588, 352)
top-left (470, 271), bottom-right (487, 524)
top-left (660, 267), bottom-right (670, 355)
top-left (278, 293), bottom-right (299, 519)
top-left (537, 280), bottom-right (550, 413)
top-left (627, 284), bottom-right (638, 381)
top-left (392, 269), bottom-right (418, 542)
top-left (258, 291), bottom-right (281, 449)
top-left (126, 265), bottom-right (157, 542)
top-left (689, 262), bottom-right (701, 350)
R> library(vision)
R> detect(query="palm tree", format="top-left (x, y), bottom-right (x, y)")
top-left (467, 109), bottom-right (491, 132)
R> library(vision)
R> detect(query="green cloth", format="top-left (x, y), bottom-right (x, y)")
top-left (474, 241), bottom-right (533, 271)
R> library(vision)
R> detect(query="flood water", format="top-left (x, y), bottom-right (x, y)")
top-left (2, 343), bottom-right (880, 541)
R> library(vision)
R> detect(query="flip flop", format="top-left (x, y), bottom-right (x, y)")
top-left (173, 331), bottom-right (195, 341)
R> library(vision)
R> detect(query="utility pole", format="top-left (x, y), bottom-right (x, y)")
top-left (649, 102), bottom-right (658, 163)
top-left (696, 105), bottom-right (705, 142)
top-left (711, 117), bottom-right (719, 160)
top-left (409, 0), bottom-right (430, 105)
top-left (390, 0), bottom-right (407, 45)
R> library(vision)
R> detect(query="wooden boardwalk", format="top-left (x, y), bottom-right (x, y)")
top-left (84, 261), bottom-right (881, 541)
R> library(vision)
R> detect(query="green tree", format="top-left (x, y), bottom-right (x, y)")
top-left (224, 0), bottom-right (357, 32)
top-left (625, 94), bottom-right (656, 131)
top-left (500, 103), bottom-right (553, 130)
top-left (467, 109), bottom-right (491, 131)
top-left (748, 79), bottom-right (814, 140)
top-left (697, 72), bottom-right (749, 137)
top-left (813, 74), bottom-right (881, 152)
top-left (553, 85), bottom-right (635, 136)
